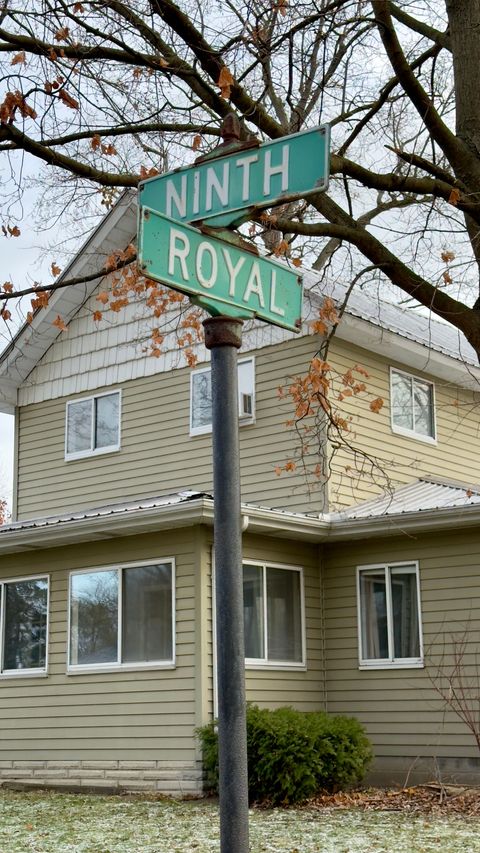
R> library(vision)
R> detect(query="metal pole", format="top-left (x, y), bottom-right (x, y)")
top-left (204, 315), bottom-right (249, 853)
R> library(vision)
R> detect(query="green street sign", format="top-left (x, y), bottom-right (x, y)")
top-left (139, 125), bottom-right (330, 227)
top-left (138, 208), bottom-right (303, 332)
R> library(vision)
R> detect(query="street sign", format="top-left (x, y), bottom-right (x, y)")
top-left (139, 125), bottom-right (330, 227)
top-left (138, 208), bottom-right (303, 332)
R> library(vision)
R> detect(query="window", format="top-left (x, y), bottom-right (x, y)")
top-left (66, 390), bottom-right (121, 460)
top-left (357, 562), bottom-right (423, 668)
top-left (68, 560), bottom-right (175, 672)
top-left (190, 358), bottom-right (255, 435)
top-left (243, 562), bottom-right (304, 666)
top-left (390, 368), bottom-right (435, 441)
top-left (0, 575), bottom-right (49, 675)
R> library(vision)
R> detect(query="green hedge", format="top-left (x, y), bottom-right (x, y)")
top-left (196, 705), bottom-right (372, 805)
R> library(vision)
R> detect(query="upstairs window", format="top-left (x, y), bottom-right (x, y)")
top-left (390, 368), bottom-right (435, 441)
top-left (357, 562), bottom-right (422, 668)
top-left (0, 576), bottom-right (49, 675)
top-left (190, 358), bottom-right (255, 436)
top-left (68, 560), bottom-right (175, 672)
top-left (66, 390), bottom-right (121, 460)
top-left (243, 562), bottom-right (304, 667)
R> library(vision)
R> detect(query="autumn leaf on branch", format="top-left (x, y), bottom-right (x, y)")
top-left (51, 262), bottom-right (61, 277)
top-left (441, 251), bottom-right (455, 263)
top-left (448, 188), bottom-right (461, 206)
top-left (273, 239), bottom-right (289, 257)
top-left (0, 91), bottom-right (37, 122)
top-left (274, 0), bottom-right (288, 16)
top-left (10, 51), bottom-right (26, 66)
top-left (54, 26), bottom-right (70, 41)
top-left (58, 89), bottom-right (79, 110)
top-left (2, 224), bottom-right (21, 237)
top-left (52, 314), bottom-right (68, 332)
top-left (217, 67), bottom-right (234, 99)
top-left (192, 134), bottom-right (202, 152)
top-left (369, 397), bottom-right (384, 414)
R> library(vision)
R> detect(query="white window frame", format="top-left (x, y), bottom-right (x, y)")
top-left (390, 367), bottom-right (436, 444)
top-left (65, 389), bottom-right (122, 461)
top-left (67, 558), bottom-right (176, 675)
top-left (190, 357), bottom-right (255, 436)
top-left (0, 573), bottom-right (49, 678)
top-left (356, 561), bottom-right (423, 670)
top-left (223, 558), bottom-right (306, 670)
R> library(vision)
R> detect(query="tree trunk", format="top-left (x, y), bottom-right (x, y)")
top-left (446, 0), bottom-right (480, 158)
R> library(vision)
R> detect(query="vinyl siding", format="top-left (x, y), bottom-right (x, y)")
top-left (242, 534), bottom-right (325, 712)
top-left (326, 337), bottom-right (480, 508)
top-left (16, 336), bottom-right (327, 519)
top-left (324, 528), bottom-right (480, 764)
top-left (0, 529), bottom-right (206, 763)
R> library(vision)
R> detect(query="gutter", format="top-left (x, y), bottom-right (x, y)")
top-left (327, 503), bottom-right (480, 540)
top-left (0, 497), bottom-right (330, 555)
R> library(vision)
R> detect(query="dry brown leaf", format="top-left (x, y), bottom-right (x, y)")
top-left (218, 66), bottom-right (234, 99)
top-left (52, 314), bottom-right (68, 332)
top-left (448, 187), bottom-right (461, 206)
top-left (54, 26), bottom-right (70, 41)
top-left (58, 89), bottom-right (79, 110)
top-left (369, 397), bottom-right (384, 413)
top-left (11, 51), bottom-right (26, 66)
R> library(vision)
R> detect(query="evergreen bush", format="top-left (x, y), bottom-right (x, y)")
top-left (196, 704), bottom-right (372, 805)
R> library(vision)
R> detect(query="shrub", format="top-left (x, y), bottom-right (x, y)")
top-left (196, 704), bottom-right (372, 805)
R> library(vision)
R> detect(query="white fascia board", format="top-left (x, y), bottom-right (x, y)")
top-left (0, 498), bottom-right (330, 555)
top-left (336, 313), bottom-right (480, 389)
top-left (327, 504), bottom-right (480, 540)
top-left (0, 191), bottom-right (137, 391)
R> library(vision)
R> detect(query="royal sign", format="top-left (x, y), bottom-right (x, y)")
top-left (139, 125), bottom-right (330, 226)
top-left (138, 208), bottom-right (303, 331)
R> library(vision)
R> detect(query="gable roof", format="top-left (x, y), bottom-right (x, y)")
top-left (0, 191), bottom-right (137, 413)
top-left (1, 190), bottom-right (479, 412)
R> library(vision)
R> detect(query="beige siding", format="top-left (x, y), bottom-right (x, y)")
top-left (0, 529), bottom-right (204, 763)
top-left (324, 528), bottom-right (480, 768)
top-left (327, 338), bottom-right (480, 508)
top-left (242, 534), bottom-right (325, 713)
top-left (16, 337), bottom-right (326, 519)
top-left (17, 330), bottom-right (480, 521)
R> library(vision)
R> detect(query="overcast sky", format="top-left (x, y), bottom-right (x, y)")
top-left (1, 179), bottom-right (54, 510)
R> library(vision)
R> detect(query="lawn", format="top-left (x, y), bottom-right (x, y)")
top-left (0, 789), bottom-right (479, 853)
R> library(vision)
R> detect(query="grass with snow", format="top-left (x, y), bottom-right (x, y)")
top-left (0, 789), bottom-right (479, 853)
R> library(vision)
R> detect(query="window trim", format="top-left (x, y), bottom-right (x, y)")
top-left (190, 357), bottom-right (255, 436)
top-left (0, 573), bottom-right (50, 678)
top-left (389, 367), bottom-right (436, 444)
top-left (243, 559), bottom-right (306, 670)
top-left (65, 389), bottom-right (122, 461)
top-left (66, 558), bottom-right (176, 675)
top-left (356, 561), bottom-right (424, 670)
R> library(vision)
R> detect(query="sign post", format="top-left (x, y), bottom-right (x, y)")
top-left (138, 113), bottom-right (330, 853)
top-left (204, 315), bottom-right (249, 853)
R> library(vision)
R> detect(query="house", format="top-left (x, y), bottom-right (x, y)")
top-left (1, 191), bottom-right (480, 793)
